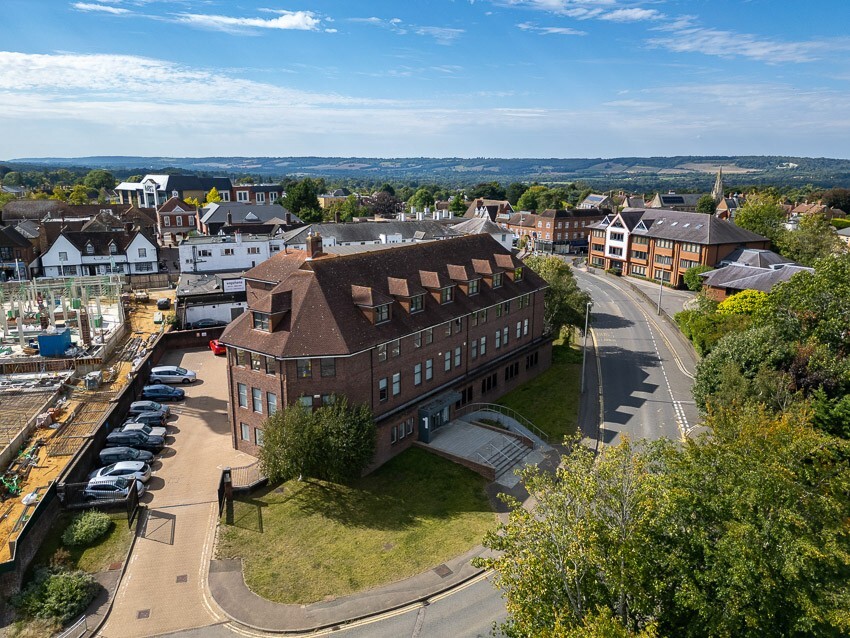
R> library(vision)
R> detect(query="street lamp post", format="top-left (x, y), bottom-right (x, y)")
top-left (580, 301), bottom-right (593, 394)
top-left (656, 276), bottom-right (663, 315)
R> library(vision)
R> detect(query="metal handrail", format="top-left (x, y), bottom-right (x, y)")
top-left (457, 402), bottom-right (550, 444)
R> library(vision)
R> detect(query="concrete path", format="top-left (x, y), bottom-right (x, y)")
top-left (96, 349), bottom-right (252, 638)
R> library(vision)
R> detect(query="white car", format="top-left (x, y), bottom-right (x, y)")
top-left (149, 365), bottom-right (196, 384)
top-left (88, 461), bottom-right (152, 483)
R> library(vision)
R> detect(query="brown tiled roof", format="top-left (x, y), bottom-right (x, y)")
top-left (253, 287), bottom-right (292, 314)
top-left (220, 234), bottom-right (546, 358)
top-left (419, 270), bottom-right (452, 289)
top-left (472, 258), bottom-right (504, 276)
top-left (387, 277), bottom-right (426, 297)
top-left (352, 285), bottom-right (393, 307)
top-left (446, 264), bottom-right (475, 282)
top-left (158, 197), bottom-right (196, 213)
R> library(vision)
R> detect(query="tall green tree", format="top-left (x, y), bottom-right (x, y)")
top-left (524, 255), bottom-right (591, 341)
top-left (83, 169), bottom-right (115, 191)
top-left (67, 184), bottom-right (90, 205)
top-left (449, 194), bottom-right (467, 215)
top-left (259, 396), bottom-right (376, 484)
top-left (776, 213), bottom-right (846, 266)
top-left (506, 182), bottom-right (529, 206)
top-left (470, 181), bottom-right (506, 200)
top-left (282, 178), bottom-right (322, 222)
top-left (517, 185), bottom-right (547, 212)
top-left (407, 187), bottom-right (435, 211)
top-left (695, 194), bottom-right (717, 214)
top-left (734, 193), bottom-right (787, 244)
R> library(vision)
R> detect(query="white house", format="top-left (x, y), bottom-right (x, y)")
top-left (39, 230), bottom-right (159, 277)
top-left (450, 216), bottom-right (514, 251)
top-left (178, 232), bottom-right (285, 274)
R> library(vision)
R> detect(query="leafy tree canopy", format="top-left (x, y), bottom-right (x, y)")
top-left (506, 182), bottom-right (528, 206)
top-left (259, 396), bottom-right (376, 484)
top-left (716, 289), bottom-right (769, 315)
top-left (204, 187), bottom-right (222, 204)
top-left (524, 255), bottom-right (591, 342)
top-left (682, 264), bottom-right (712, 291)
top-left (734, 193), bottom-right (787, 244)
top-left (282, 178), bottom-right (322, 218)
top-left (469, 181), bottom-right (506, 200)
top-left (695, 194), bottom-right (717, 214)
top-left (407, 187), bottom-right (435, 211)
top-left (775, 213), bottom-right (846, 266)
top-left (83, 169), bottom-right (116, 191)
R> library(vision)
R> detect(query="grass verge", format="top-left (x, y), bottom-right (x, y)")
top-left (33, 511), bottom-right (134, 573)
top-left (497, 337), bottom-right (582, 442)
top-left (216, 447), bottom-right (496, 604)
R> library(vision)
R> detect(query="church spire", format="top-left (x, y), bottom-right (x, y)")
top-left (711, 167), bottom-right (724, 203)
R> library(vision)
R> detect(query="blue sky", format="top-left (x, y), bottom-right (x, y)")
top-left (1, 0), bottom-right (849, 159)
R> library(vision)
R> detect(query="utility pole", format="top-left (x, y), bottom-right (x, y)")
top-left (657, 276), bottom-right (663, 315)
top-left (580, 301), bottom-right (593, 394)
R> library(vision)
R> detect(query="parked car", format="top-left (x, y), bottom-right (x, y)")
top-left (99, 446), bottom-right (154, 465)
top-left (104, 429), bottom-right (164, 452)
top-left (141, 384), bottom-right (185, 402)
top-left (209, 339), bottom-right (226, 356)
top-left (122, 421), bottom-right (167, 439)
top-left (156, 298), bottom-right (171, 310)
top-left (150, 365), bottom-right (196, 385)
top-left (84, 476), bottom-right (146, 501)
top-left (129, 400), bottom-right (170, 416)
top-left (186, 318), bottom-right (227, 330)
top-left (89, 461), bottom-right (152, 483)
top-left (125, 410), bottom-right (167, 426)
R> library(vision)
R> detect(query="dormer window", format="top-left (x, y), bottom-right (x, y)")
top-left (409, 294), bottom-right (424, 313)
top-left (252, 312), bottom-right (270, 331)
top-left (493, 273), bottom-right (503, 288)
top-left (86, 243), bottom-right (94, 255)
top-left (109, 242), bottom-right (117, 255)
top-left (375, 304), bottom-right (390, 324)
top-left (440, 286), bottom-right (454, 304)
top-left (468, 279), bottom-right (480, 296)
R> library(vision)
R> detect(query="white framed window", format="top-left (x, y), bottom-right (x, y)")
top-left (392, 372), bottom-right (401, 396)
top-left (252, 387), bottom-right (262, 413)
top-left (414, 363), bottom-right (422, 386)
top-left (255, 428), bottom-right (264, 446)
top-left (240, 423), bottom-right (250, 441)
top-left (248, 246), bottom-right (261, 255)
top-left (175, 215), bottom-right (183, 227)
top-left (495, 329), bottom-right (501, 349)
top-left (444, 351), bottom-right (451, 371)
top-left (138, 248), bottom-right (147, 258)
top-left (257, 193), bottom-right (265, 203)
top-left (237, 191), bottom-right (249, 202)
top-left (516, 321), bottom-right (522, 339)
top-left (523, 318), bottom-right (529, 336)
top-left (58, 251), bottom-right (68, 262)
top-left (163, 216), bottom-right (171, 227)
top-left (425, 358), bottom-right (433, 380)
top-left (266, 392), bottom-right (277, 415)
top-left (454, 346), bottom-right (461, 368)
top-left (222, 248), bottom-right (234, 256)
top-left (480, 336), bottom-right (486, 356)
top-left (237, 383), bottom-right (247, 408)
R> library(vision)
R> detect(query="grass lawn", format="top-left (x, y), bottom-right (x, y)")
top-left (497, 338), bottom-right (582, 443)
top-left (216, 447), bottom-right (497, 604)
top-left (33, 511), bottom-right (135, 573)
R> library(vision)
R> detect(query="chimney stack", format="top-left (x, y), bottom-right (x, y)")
top-left (334, 210), bottom-right (340, 224)
top-left (227, 211), bottom-right (233, 227)
top-left (124, 221), bottom-right (133, 234)
top-left (306, 232), bottom-right (323, 260)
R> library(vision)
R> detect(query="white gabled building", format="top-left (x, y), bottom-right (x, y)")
top-left (178, 232), bottom-right (285, 274)
top-left (39, 230), bottom-right (159, 277)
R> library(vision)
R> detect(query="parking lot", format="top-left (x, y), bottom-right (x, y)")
top-left (100, 346), bottom-right (252, 638)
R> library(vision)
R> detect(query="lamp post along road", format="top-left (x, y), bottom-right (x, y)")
top-left (656, 276), bottom-right (663, 315)
top-left (580, 301), bottom-right (593, 394)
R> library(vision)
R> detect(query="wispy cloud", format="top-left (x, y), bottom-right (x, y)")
top-left (174, 10), bottom-right (322, 34)
top-left (517, 22), bottom-right (586, 35)
top-left (415, 26), bottom-right (465, 45)
top-left (71, 2), bottom-right (130, 14)
top-left (647, 28), bottom-right (839, 64)
top-left (600, 8), bottom-right (661, 22)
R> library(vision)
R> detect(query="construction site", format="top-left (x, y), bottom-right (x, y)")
top-left (0, 275), bottom-right (174, 565)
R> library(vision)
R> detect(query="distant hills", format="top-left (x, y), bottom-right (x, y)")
top-left (8, 155), bottom-right (850, 190)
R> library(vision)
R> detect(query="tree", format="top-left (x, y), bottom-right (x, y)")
top-left (695, 194), bottom-right (716, 214)
top-left (379, 183), bottom-right (395, 197)
top-left (83, 169), bottom-right (115, 191)
top-left (449, 194), bottom-right (467, 215)
top-left (506, 182), bottom-right (529, 205)
top-left (282, 178), bottom-right (321, 219)
top-left (2, 171), bottom-right (22, 187)
top-left (480, 409), bottom-right (850, 638)
top-left (325, 194), bottom-right (363, 222)
top-left (776, 213), bottom-right (846, 266)
top-left (48, 186), bottom-right (66, 201)
top-left (524, 255), bottom-right (591, 342)
top-left (259, 396), bottom-right (376, 484)
top-left (717, 289), bottom-right (769, 315)
top-left (204, 187), bottom-right (222, 204)
top-left (517, 185), bottom-right (547, 212)
top-left (469, 181), bottom-right (506, 200)
top-left (367, 191), bottom-right (401, 217)
top-left (407, 187), bottom-right (435, 212)
top-left (478, 437), bottom-right (662, 637)
top-left (821, 187), bottom-right (850, 212)
top-left (734, 194), bottom-right (787, 244)
top-left (67, 184), bottom-right (90, 205)
top-left (682, 265), bottom-right (712, 291)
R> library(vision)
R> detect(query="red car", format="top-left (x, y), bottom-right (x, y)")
top-left (209, 339), bottom-right (226, 355)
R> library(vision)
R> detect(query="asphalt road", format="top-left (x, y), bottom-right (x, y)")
top-left (573, 269), bottom-right (701, 444)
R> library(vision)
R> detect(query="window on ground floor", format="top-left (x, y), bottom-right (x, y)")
top-left (240, 422), bottom-right (250, 441)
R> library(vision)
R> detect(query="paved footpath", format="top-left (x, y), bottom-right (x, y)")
top-left (97, 349), bottom-right (252, 638)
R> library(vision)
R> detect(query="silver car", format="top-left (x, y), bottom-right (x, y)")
top-left (84, 476), bottom-right (147, 500)
top-left (89, 461), bottom-right (152, 483)
top-left (122, 422), bottom-right (167, 439)
top-left (129, 400), bottom-right (170, 416)
top-left (149, 366), bottom-right (196, 384)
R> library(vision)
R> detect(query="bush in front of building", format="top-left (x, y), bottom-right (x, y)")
top-left (683, 264), bottom-right (713, 291)
top-left (12, 568), bottom-right (97, 624)
top-left (260, 396), bottom-right (376, 484)
top-left (61, 510), bottom-right (113, 548)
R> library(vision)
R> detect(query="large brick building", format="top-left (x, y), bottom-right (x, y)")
top-left (588, 208), bottom-right (769, 287)
top-left (219, 234), bottom-right (552, 468)
top-left (503, 208), bottom-right (607, 254)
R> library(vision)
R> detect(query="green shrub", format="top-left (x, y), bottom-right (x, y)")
top-left (831, 217), bottom-right (850, 230)
top-left (683, 265), bottom-right (713, 291)
top-left (62, 510), bottom-right (113, 547)
top-left (13, 568), bottom-right (97, 623)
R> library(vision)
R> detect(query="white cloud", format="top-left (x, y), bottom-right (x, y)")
top-left (72, 2), bottom-right (130, 14)
top-left (415, 26), bottom-right (465, 45)
top-left (600, 8), bottom-right (661, 22)
top-left (174, 10), bottom-right (321, 34)
top-left (647, 28), bottom-right (830, 64)
top-left (517, 22), bottom-right (586, 35)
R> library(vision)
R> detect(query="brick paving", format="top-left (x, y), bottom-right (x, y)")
top-left (96, 348), bottom-right (252, 638)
